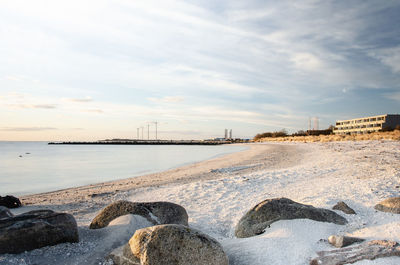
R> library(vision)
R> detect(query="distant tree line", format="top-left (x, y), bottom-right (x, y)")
top-left (253, 129), bottom-right (288, 141)
top-left (254, 126), bottom-right (334, 141)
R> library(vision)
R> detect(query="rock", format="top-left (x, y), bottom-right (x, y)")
top-left (332, 201), bottom-right (356, 214)
top-left (89, 201), bottom-right (188, 229)
top-left (235, 198), bottom-right (347, 238)
top-left (0, 210), bottom-right (79, 254)
top-left (0, 206), bottom-right (13, 219)
top-left (0, 195), bottom-right (22, 208)
top-left (88, 192), bottom-right (112, 198)
top-left (310, 240), bottom-right (400, 265)
top-left (374, 197), bottom-right (400, 214)
top-left (110, 224), bottom-right (229, 265)
top-left (328, 235), bottom-right (365, 248)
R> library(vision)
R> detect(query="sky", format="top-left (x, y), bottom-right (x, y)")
top-left (1, 0), bottom-right (400, 141)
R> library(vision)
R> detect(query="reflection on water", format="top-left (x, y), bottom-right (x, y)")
top-left (0, 142), bottom-right (246, 195)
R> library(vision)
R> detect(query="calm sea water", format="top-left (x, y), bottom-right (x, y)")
top-left (0, 142), bottom-right (246, 196)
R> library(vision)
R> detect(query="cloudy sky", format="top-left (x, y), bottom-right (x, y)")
top-left (1, 0), bottom-right (400, 141)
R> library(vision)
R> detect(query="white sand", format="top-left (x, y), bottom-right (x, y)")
top-left (1, 141), bottom-right (400, 265)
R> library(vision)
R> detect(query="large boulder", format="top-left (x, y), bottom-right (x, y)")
top-left (0, 210), bottom-right (79, 254)
top-left (311, 240), bottom-right (400, 265)
top-left (235, 198), bottom-right (348, 238)
top-left (109, 224), bottom-right (229, 265)
top-left (0, 195), bottom-right (21, 208)
top-left (0, 206), bottom-right (13, 219)
top-left (90, 201), bottom-right (188, 229)
top-left (332, 201), bottom-right (356, 215)
top-left (374, 197), bottom-right (400, 214)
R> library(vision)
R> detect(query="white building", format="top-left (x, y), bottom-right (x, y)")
top-left (333, 114), bottom-right (400, 135)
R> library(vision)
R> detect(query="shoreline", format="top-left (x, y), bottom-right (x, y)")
top-left (19, 143), bottom-right (306, 219)
top-left (4, 140), bottom-right (400, 265)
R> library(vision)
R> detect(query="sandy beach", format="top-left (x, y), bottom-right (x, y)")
top-left (18, 143), bottom-right (305, 220)
top-left (2, 141), bottom-right (400, 265)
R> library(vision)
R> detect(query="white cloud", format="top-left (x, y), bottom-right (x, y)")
top-left (82, 109), bottom-right (103, 113)
top-left (1, 127), bottom-right (57, 131)
top-left (148, 96), bottom-right (185, 103)
top-left (65, 97), bottom-right (93, 103)
top-left (369, 47), bottom-right (400, 74)
top-left (384, 92), bottom-right (400, 102)
top-left (0, 1), bottom-right (399, 139)
top-left (290, 53), bottom-right (323, 72)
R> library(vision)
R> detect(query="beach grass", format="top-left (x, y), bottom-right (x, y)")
top-left (256, 130), bottom-right (400, 143)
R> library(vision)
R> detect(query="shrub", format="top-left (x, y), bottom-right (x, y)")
top-left (254, 129), bottom-right (288, 140)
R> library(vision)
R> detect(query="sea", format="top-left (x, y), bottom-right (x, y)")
top-left (0, 141), bottom-right (247, 196)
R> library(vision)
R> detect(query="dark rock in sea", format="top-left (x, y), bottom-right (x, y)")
top-left (310, 240), bottom-right (400, 265)
top-left (0, 206), bottom-right (13, 219)
top-left (0, 210), bottom-right (79, 254)
top-left (0, 195), bottom-right (22, 208)
top-left (328, 235), bottom-right (365, 248)
top-left (235, 197), bottom-right (348, 238)
top-left (89, 201), bottom-right (188, 229)
top-left (332, 201), bottom-right (356, 214)
top-left (374, 197), bottom-right (400, 214)
top-left (109, 224), bottom-right (228, 265)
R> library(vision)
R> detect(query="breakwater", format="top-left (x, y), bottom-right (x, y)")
top-left (48, 140), bottom-right (231, 145)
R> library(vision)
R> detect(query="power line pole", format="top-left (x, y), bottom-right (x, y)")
top-left (313, 117), bottom-right (319, 130)
top-left (137, 128), bottom-right (139, 139)
top-left (141, 127), bottom-right (144, 140)
top-left (147, 124), bottom-right (150, 140)
top-left (154, 122), bottom-right (158, 140)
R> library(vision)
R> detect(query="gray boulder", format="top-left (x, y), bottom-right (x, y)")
top-left (328, 235), bottom-right (365, 248)
top-left (311, 240), bottom-right (400, 265)
top-left (0, 206), bottom-right (13, 219)
top-left (235, 198), bottom-right (348, 238)
top-left (89, 201), bottom-right (188, 229)
top-left (0, 210), bottom-right (79, 254)
top-left (374, 197), bottom-right (400, 214)
top-left (332, 201), bottom-right (356, 214)
top-left (110, 224), bottom-right (229, 265)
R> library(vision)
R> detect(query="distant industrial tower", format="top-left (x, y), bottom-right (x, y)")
top-left (224, 129), bottom-right (228, 139)
top-left (229, 129), bottom-right (232, 139)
